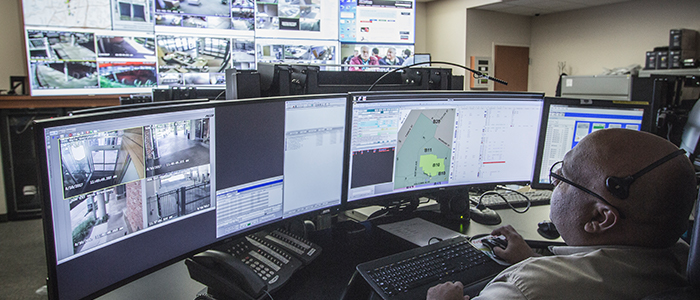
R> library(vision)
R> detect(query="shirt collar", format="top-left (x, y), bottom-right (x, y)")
top-left (549, 240), bottom-right (689, 255)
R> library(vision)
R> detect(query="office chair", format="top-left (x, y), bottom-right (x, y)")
top-left (679, 99), bottom-right (700, 162)
top-left (642, 194), bottom-right (699, 300)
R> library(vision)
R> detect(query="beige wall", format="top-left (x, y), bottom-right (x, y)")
top-left (0, 0), bottom-right (27, 91)
top-left (0, 0), bottom-right (25, 216)
top-left (529, 0), bottom-right (700, 95)
top-left (465, 9), bottom-right (531, 91)
top-left (419, 0), bottom-right (700, 95)
top-left (414, 2), bottom-right (428, 54)
top-left (421, 0), bottom-right (500, 79)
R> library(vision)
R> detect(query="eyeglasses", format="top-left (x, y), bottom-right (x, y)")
top-left (549, 161), bottom-right (626, 219)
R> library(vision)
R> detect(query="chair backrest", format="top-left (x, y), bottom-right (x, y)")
top-left (687, 196), bottom-right (699, 290)
top-left (642, 194), bottom-right (700, 300)
top-left (679, 100), bottom-right (700, 161)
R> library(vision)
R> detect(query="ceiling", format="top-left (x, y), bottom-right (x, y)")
top-left (424, 0), bottom-right (638, 17)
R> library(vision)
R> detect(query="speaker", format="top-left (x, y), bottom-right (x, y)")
top-left (437, 190), bottom-right (470, 221)
top-left (225, 69), bottom-right (261, 100)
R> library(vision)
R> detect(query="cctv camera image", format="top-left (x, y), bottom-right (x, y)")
top-left (27, 30), bottom-right (96, 61)
top-left (155, 0), bottom-right (233, 29)
top-left (156, 35), bottom-right (231, 85)
top-left (145, 165), bottom-right (212, 227)
top-left (144, 118), bottom-right (211, 177)
top-left (60, 128), bottom-right (146, 199)
top-left (98, 61), bottom-right (158, 88)
top-left (69, 181), bottom-right (144, 255)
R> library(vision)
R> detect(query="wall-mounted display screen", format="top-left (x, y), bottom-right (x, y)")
top-left (339, 0), bottom-right (415, 44)
top-left (21, 0), bottom-right (376, 96)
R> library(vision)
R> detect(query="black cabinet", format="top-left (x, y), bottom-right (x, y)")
top-left (0, 108), bottom-right (67, 220)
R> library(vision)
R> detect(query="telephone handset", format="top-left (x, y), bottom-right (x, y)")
top-left (185, 250), bottom-right (267, 300)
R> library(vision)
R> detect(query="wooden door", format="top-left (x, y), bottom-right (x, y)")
top-left (493, 45), bottom-right (529, 91)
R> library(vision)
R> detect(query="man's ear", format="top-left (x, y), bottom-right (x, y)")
top-left (583, 203), bottom-right (619, 233)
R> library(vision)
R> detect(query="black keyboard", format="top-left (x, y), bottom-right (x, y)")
top-left (473, 189), bottom-right (552, 210)
top-left (356, 236), bottom-right (506, 300)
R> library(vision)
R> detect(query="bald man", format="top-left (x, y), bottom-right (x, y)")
top-left (428, 129), bottom-right (696, 300)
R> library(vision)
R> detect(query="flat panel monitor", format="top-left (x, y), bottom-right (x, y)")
top-left (345, 91), bottom-right (544, 208)
top-left (35, 94), bottom-right (347, 299)
top-left (530, 97), bottom-right (651, 190)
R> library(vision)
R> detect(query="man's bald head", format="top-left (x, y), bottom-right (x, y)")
top-left (562, 129), bottom-right (696, 247)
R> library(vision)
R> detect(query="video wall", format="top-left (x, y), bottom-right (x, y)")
top-left (21, 0), bottom-right (416, 96)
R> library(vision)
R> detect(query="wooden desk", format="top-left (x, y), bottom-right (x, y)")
top-left (0, 95), bottom-right (120, 109)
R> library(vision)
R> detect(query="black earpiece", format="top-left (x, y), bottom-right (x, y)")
top-left (605, 176), bottom-right (635, 199)
top-left (604, 149), bottom-right (685, 199)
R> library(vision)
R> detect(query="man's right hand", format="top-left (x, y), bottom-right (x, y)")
top-left (490, 225), bottom-right (541, 264)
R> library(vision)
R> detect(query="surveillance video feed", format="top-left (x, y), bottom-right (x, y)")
top-left (231, 38), bottom-right (256, 69)
top-left (69, 181), bottom-right (143, 255)
top-left (30, 61), bottom-right (99, 90)
top-left (231, 0), bottom-right (255, 31)
top-left (27, 30), bottom-right (96, 61)
top-left (112, 0), bottom-right (155, 31)
top-left (96, 36), bottom-right (156, 59)
top-left (256, 0), bottom-right (321, 32)
top-left (144, 118), bottom-right (211, 177)
top-left (60, 128), bottom-right (146, 199)
top-left (156, 35), bottom-right (231, 85)
top-left (155, 0), bottom-right (234, 30)
top-left (98, 61), bottom-right (158, 88)
top-left (257, 39), bottom-right (336, 65)
top-left (145, 165), bottom-right (211, 226)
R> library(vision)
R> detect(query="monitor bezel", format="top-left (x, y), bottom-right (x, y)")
top-left (529, 97), bottom-right (651, 190)
top-left (341, 90), bottom-right (545, 211)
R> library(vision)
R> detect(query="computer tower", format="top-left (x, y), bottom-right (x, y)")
top-left (669, 29), bottom-right (698, 51)
top-left (669, 50), bottom-right (697, 69)
top-left (645, 51), bottom-right (657, 70)
top-left (657, 50), bottom-right (669, 69)
top-left (1, 108), bottom-right (66, 220)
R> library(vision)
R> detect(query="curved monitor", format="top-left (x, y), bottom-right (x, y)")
top-left (35, 94), bottom-right (347, 299)
top-left (530, 97), bottom-right (651, 190)
top-left (344, 91), bottom-right (545, 209)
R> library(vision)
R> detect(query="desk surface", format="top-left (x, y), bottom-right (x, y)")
top-left (0, 95), bottom-right (120, 109)
top-left (97, 205), bottom-right (562, 300)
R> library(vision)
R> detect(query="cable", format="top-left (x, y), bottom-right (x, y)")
top-left (428, 237), bottom-right (443, 245)
top-left (213, 89), bottom-right (226, 101)
top-left (472, 186), bottom-right (531, 214)
top-left (15, 114), bottom-right (37, 135)
top-left (367, 61), bottom-right (508, 91)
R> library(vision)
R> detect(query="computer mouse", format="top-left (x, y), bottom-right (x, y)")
top-left (537, 221), bottom-right (560, 239)
top-left (482, 236), bottom-right (508, 251)
top-left (469, 206), bottom-right (502, 225)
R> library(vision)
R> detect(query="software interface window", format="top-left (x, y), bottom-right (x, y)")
top-left (215, 96), bottom-right (346, 238)
top-left (535, 104), bottom-right (645, 186)
top-left (347, 94), bottom-right (543, 203)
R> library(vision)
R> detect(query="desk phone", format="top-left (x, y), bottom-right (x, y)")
top-left (186, 228), bottom-right (322, 300)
